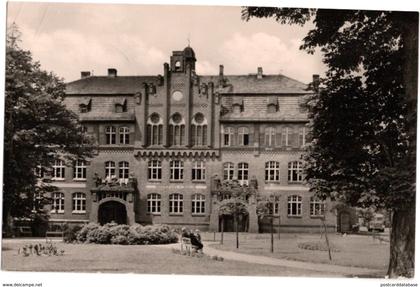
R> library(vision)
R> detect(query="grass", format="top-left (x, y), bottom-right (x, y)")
top-left (201, 232), bottom-right (389, 271)
top-left (1, 239), bottom-right (337, 277)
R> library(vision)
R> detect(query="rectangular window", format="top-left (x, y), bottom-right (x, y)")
top-left (192, 161), bottom-right (206, 181)
top-left (106, 126), bottom-right (116, 144)
top-left (72, 193), bottom-right (86, 213)
top-left (287, 195), bottom-right (302, 217)
top-left (51, 192), bottom-right (65, 213)
top-left (52, 160), bottom-right (65, 180)
top-left (119, 161), bottom-right (129, 179)
top-left (148, 160), bottom-right (162, 181)
top-left (170, 160), bottom-right (184, 181)
top-left (147, 193), bottom-right (161, 214)
top-left (192, 194), bottom-right (206, 215)
top-left (288, 161), bottom-right (303, 183)
top-left (265, 161), bottom-right (280, 182)
top-left (119, 127), bottom-right (130, 144)
top-left (310, 198), bottom-right (325, 217)
top-left (281, 127), bottom-right (291, 146)
top-left (223, 163), bottom-right (234, 180)
top-left (298, 127), bottom-right (306, 147)
top-left (73, 160), bottom-right (87, 180)
top-left (169, 194), bottom-right (183, 214)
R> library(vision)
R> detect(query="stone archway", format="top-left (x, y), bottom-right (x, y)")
top-left (98, 201), bottom-right (127, 225)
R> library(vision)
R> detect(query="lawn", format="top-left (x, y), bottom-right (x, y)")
top-left (1, 239), bottom-right (337, 277)
top-left (201, 232), bottom-right (389, 271)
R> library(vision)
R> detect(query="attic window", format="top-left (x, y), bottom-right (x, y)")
top-left (267, 96), bottom-right (279, 113)
top-left (79, 99), bottom-right (92, 113)
top-left (115, 98), bottom-right (127, 113)
top-left (232, 97), bottom-right (244, 114)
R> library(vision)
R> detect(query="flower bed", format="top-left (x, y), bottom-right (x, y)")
top-left (297, 241), bottom-right (340, 252)
top-left (67, 223), bottom-right (178, 245)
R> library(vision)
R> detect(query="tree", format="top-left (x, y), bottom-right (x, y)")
top-left (243, 8), bottom-right (417, 277)
top-left (3, 24), bottom-right (93, 235)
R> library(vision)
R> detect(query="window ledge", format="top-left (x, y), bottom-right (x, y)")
top-left (169, 180), bottom-right (184, 183)
top-left (72, 211), bottom-right (86, 214)
top-left (192, 214), bottom-right (206, 217)
top-left (73, 179), bottom-right (87, 182)
top-left (148, 180), bottom-right (162, 183)
top-left (265, 181), bottom-right (280, 184)
top-left (147, 213), bottom-right (161, 216)
top-left (192, 180), bottom-right (206, 184)
top-left (310, 215), bottom-right (325, 219)
top-left (288, 181), bottom-right (304, 185)
top-left (169, 214), bottom-right (184, 217)
top-left (50, 211), bottom-right (65, 214)
top-left (52, 178), bottom-right (66, 181)
top-left (287, 215), bottom-right (302, 218)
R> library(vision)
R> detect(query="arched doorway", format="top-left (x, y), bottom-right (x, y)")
top-left (218, 199), bottom-right (249, 232)
top-left (98, 201), bottom-right (127, 225)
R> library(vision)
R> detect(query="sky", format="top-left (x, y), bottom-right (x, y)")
top-left (6, 2), bottom-right (326, 83)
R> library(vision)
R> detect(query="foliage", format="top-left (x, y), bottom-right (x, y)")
top-left (3, 24), bottom-right (93, 231)
top-left (243, 7), bottom-right (417, 277)
top-left (218, 198), bottom-right (249, 216)
top-left (18, 240), bottom-right (65, 257)
top-left (74, 223), bottom-right (178, 245)
top-left (298, 241), bottom-right (339, 252)
top-left (63, 224), bottom-right (83, 243)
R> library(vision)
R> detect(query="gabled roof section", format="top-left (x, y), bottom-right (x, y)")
top-left (66, 76), bottom-right (159, 95)
top-left (200, 74), bottom-right (311, 94)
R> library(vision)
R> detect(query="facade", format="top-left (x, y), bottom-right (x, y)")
top-left (46, 46), bottom-right (336, 232)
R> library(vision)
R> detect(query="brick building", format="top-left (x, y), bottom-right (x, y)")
top-left (47, 46), bottom-right (338, 232)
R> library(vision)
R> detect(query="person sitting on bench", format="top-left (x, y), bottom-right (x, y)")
top-left (190, 230), bottom-right (203, 252)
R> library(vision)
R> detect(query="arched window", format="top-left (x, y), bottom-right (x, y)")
top-left (310, 197), bottom-right (325, 217)
top-left (288, 161), bottom-right (303, 183)
top-left (51, 192), bottom-right (64, 213)
top-left (287, 195), bottom-right (302, 216)
top-left (223, 162), bottom-right (234, 180)
top-left (169, 113), bottom-right (185, 146)
top-left (105, 161), bottom-right (116, 179)
top-left (264, 127), bottom-right (276, 147)
top-left (119, 127), bottom-right (130, 144)
top-left (237, 162), bottom-right (249, 185)
top-left (191, 194), bottom-right (205, 214)
top-left (148, 160), bottom-right (162, 181)
top-left (223, 127), bottom-right (234, 146)
top-left (169, 193), bottom-right (183, 214)
top-left (72, 193), bottom-right (86, 213)
top-left (147, 113), bottom-right (163, 146)
top-left (265, 161), bottom-right (280, 182)
top-left (238, 127), bottom-right (249, 146)
top-left (191, 113), bottom-right (208, 146)
top-left (147, 193), bottom-right (161, 214)
top-left (118, 161), bottom-right (129, 179)
top-left (105, 126), bottom-right (116, 144)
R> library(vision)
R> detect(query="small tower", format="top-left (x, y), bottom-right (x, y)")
top-left (170, 46), bottom-right (196, 73)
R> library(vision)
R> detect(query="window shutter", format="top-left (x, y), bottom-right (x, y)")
top-left (291, 127), bottom-right (299, 147)
top-left (232, 127), bottom-right (238, 146)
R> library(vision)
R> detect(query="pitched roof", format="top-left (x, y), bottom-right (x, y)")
top-left (65, 74), bottom-right (310, 95)
top-left (200, 74), bottom-right (311, 94)
top-left (65, 76), bottom-right (159, 95)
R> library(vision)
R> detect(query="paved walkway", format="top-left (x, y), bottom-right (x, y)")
top-left (159, 241), bottom-right (384, 277)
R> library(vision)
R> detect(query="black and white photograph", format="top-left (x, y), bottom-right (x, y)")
top-left (0, 1), bottom-right (418, 286)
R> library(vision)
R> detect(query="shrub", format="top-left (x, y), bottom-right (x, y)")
top-left (73, 223), bottom-right (178, 245)
top-left (63, 224), bottom-right (82, 243)
top-left (297, 241), bottom-right (340, 252)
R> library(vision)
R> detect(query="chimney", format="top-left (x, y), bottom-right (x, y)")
top-left (108, 68), bottom-right (117, 77)
top-left (219, 65), bottom-right (224, 76)
top-left (312, 74), bottom-right (320, 92)
top-left (257, 67), bottom-right (263, 79)
top-left (81, 71), bottom-right (91, 79)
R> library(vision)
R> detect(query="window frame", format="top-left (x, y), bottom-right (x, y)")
top-left (264, 127), bottom-right (276, 147)
top-left (288, 161), bottom-right (303, 183)
top-left (118, 161), bottom-right (129, 179)
top-left (148, 160), bottom-right (162, 181)
top-left (169, 193), bottom-right (183, 215)
top-left (237, 162), bottom-right (249, 184)
top-left (265, 161), bottom-right (280, 182)
top-left (223, 127), bottom-right (234, 146)
top-left (52, 160), bottom-right (66, 181)
top-left (192, 161), bottom-right (206, 182)
top-left (51, 192), bottom-right (65, 214)
top-left (223, 162), bottom-right (234, 180)
top-left (105, 126), bottom-right (116, 145)
top-left (238, 127), bottom-right (250, 146)
top-left (119, 126), bottom-right (130, 144)
top-left (147, 193), bottom-right (161, 215)
top-left (310, 197), bottom-right (326, 217)
top-left (191, 194), bottom-right (206, 215)
top-left (72, 192), bottom-right (86, 214)
top-left (170, 160), bottom-right (184, 181)
top-left (287, 195), bottom-right (302, 217)
top-left (105, 161), bottom-right (116, 179)
top-left (73, 160), bottom-right (87, 181)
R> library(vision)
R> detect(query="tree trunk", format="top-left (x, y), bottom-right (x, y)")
top-left (388, 204), bottom-right (415, 278)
